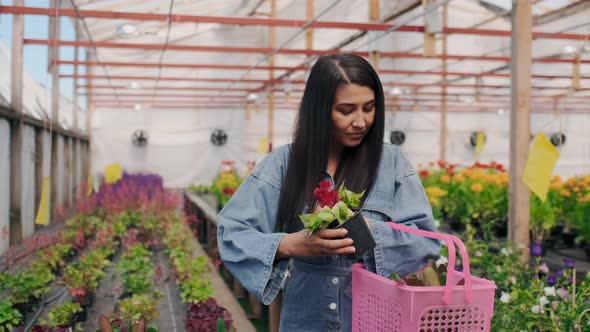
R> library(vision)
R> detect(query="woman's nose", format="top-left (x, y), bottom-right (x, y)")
top-left (352, 111), bottom-right (366, 128)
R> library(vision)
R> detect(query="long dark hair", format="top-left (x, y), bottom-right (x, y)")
top-left (276, 54), bottom-right (385, 232)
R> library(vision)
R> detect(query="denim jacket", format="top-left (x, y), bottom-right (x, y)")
top-left (217, 144), bottom-right (440, 331)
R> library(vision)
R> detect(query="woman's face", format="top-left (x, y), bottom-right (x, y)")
top-left (330, 83), bottom-right (376, 151)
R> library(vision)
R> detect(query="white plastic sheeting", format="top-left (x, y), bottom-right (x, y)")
top-left (0, 119), bottom-right (10, 255)
top-left (388, 111), bottom-right (590, 177)
top-left (91, 107), bottom-right (248, 188)
top-left (0, 41), bottom-right (87, 132)
top-left (20, 125), bottom-right (36, 239)
top-left (90, 104), bottom-right (590, 189)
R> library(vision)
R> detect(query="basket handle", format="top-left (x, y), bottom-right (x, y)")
top-left (386, 222), bottom-right (473, 304)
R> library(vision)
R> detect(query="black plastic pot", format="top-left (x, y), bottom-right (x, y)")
top-left (561, 228), bottom-right (576, 247)
top-left (328, 211), bottom-right (376, 261)
top-left (74, 308), bottom-right (88, 323)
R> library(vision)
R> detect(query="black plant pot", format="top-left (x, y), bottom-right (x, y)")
top-left (561, 229), bottom-right (576, 247)
top-left (328, 211), bottom-right (376, 261)
top-left (74, 308), bottom-right (88, 323)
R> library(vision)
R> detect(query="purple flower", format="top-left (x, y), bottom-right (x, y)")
top-left (547, 275), bottom-right (557, 286)
top-left (563, 258), bottom-right (575, 269)
top-left (557, 269), bottom-right (564, 278)
top-left (530, 243), bottom-right (543, 257)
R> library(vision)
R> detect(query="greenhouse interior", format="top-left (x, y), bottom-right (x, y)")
top-left (1, 0), bottom-right (590, 331)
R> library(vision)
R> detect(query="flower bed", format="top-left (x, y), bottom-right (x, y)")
top-left (162, 215), bottom-right (233, 331)
top-left (188, 162), bottom-right (243, 210)
top-left (419, 161), bottom-right (590, 255)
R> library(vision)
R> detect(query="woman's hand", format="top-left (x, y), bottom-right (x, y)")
top-left (276, 228), bottom-right (355, 259)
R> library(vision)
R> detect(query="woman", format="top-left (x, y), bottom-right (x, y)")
top-left (217, 54), bottom-right (440, 331)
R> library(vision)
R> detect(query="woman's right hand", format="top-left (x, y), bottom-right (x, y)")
top-left (276, 228), bottom-right (355, 260)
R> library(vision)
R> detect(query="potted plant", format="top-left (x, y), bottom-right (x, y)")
top-left (186, 298), bottom-right (233, 332)
top-left (118, 294), bottom-right (160, 322)
top-left (299, 181), bottom-right (374, 260)
top-left (0, 301), bottom-right (23, 332)
top-left (96, 315), bottom-right (159, 332)
top-left (530, 195), bottom-right (558, 251)
top-left (33, 301), bottom-right (83, 330)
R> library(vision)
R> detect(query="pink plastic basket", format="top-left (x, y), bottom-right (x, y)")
top-left (352, 222), bottom-right (496, 332)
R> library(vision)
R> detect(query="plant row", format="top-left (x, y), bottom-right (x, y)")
top-left (420, 161), bottom-right (590, 254)
top-left (163, 216), bottom-right (233, 332)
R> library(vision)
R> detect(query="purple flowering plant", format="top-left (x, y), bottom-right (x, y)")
top-left (439, 239), bottom-right (590, 330)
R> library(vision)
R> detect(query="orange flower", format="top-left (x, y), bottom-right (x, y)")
top-left (560, 190), bottom-right (571, 197)
top-left (441, 175), bottom-right (451, 184)
top-left (453, 174), bottom-right (465, 183)
top-left (471, 183), bottom-right (483, 193)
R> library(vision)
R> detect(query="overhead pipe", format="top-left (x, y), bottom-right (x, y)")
top-left (71, 74), bottom-right (586, 91)
top-left (53, 60), bottom-right (590, 80)
top-left (4, 5), bottom-right (589, 41)
top-left (55, 60), bottom-right (308, 71)
top-left (25, 39), bottom-right (590, 64)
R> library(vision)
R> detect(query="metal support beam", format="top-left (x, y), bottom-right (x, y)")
top-left (268, 0), bottom-right (276, 154)
top-left (3, 5), bottom-right (590, 40)
top-left (49, 0), bottom-right (61, 123)
top-left (509, 0), bottom-right (532, 260)
top-left (9, 123), bottom-right (23, 245)
top-left (73, 22), bottom-right (80, 130)
top-left (25, 39), bottom-right (590, 64)
top-left (369, 0), bottom-right (380, 72)
top-left (54, 60), bottom-right (590, 80)
top-left (11, 0), bottom-right (24, 114)
top-left (440, 3), bottom-right (447, 161)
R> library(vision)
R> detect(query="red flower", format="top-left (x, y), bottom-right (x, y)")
top-left (313, 181), bottom-right (340, 208)
top-left (419, 170), bottom-right (430, 178)
top-left (437, 160), bottom-right (446, 169)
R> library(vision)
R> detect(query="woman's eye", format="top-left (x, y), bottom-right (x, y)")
top-left (363, 105), bottom-right (375, 112)
top-left (338, 108), bottom-right (354, 115)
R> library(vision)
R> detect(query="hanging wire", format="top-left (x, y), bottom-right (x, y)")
top-left (151, 0), bottom-right (176, 106)
top-left (351, 0), bottom-right (453, 52)
top-left (68, 0), bottom-right (120, 104)
top-left (219, 0), bottom-right (343, 96)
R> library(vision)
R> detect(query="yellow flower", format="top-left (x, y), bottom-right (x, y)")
top-left (428, 197), bottom-right (440, 206)
top-left (453, 174), bottom-right (465, 182)
top-left (462, 169), bottom-right (473, 178)
top-left (471, 183), bottom-right (483, 193)
top-left (549, 181), bottom-right (562, 190)
top-left (552, 175), bottom-right (562, 182)
top-left (573, 186), bottom-right (581, 193)
top-left (441, 175), bottom-right (451, 184)
top-left (560, 190), bottom-right (571, 197)
top-left (425, 186), bottom-right (448, 197)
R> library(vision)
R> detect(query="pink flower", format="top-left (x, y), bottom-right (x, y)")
top-left (558, 287), bottom-right (570, 300)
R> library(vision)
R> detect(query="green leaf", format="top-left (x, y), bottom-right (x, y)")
top-left (318, 207), bottom-right (335, 222)
top-left (331, 201), bottom-right (349, 223)
top-left (298, 214), bottom-right (316, 228)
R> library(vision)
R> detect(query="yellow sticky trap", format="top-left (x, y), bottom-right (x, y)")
top-left (258, 137), bottom-right (268, 154)
top-left (475, 132), bottom-right (485, 154)
top-left (104, 163), bottom-right (123, 184)
top-left (523, 132), bottom-right (560, 202)
top-left (35, 177), bottom-right (50, 225)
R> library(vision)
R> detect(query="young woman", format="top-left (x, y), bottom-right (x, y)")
top-left (217, 54), bottom-right (440, 331)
